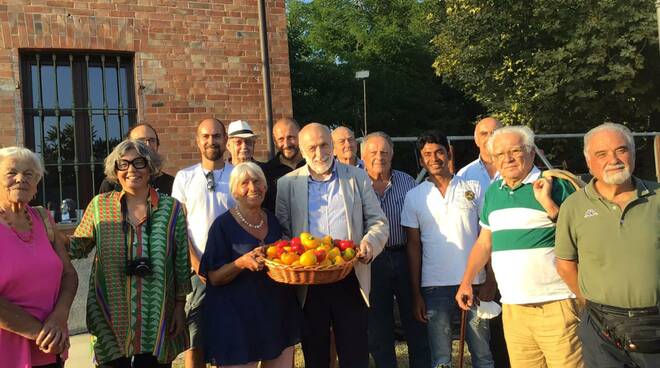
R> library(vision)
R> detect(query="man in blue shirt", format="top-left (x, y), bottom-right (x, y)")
top-left (276, 123), bottom-right (388, 368)
top-left (363, 131), bottom-right (430, 368)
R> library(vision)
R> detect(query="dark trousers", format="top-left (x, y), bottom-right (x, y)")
top-left (98, 354), bottom-right (172, 368)
top-left (578, 309), bottom-right (660, 368)
top-left (302, 272), bottom-right (369, 368)
top-left (368, 248), bottom-right (430, 368)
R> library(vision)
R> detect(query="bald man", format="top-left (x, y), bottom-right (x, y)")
top-left (457, 117), bottom-right (502, 191)
top-left (276, 123), bottom-right (388, 368)
top-left (172, 118), bottom-right (235, 368)
top-left (261, 117), bottom-right (306, 212)
top-left (456, 117), bottom-right (509, 367)
top-left (332, 126), bottom-right (364, 168)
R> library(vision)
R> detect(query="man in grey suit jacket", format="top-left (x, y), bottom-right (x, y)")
top-left (276, 123), bottom-right (389, 368)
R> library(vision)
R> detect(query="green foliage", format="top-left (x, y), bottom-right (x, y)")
top-left (432, 0), bottom-right (660, 133)
top-left (287, 0), bottom-right (485, 137)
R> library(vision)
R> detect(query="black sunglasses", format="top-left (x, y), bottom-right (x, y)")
top-left (116, 157), bottom-right (148, 171)
top-left (206, 171), bottom-right (215, 192)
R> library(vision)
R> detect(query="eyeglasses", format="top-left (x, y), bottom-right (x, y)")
top-left (137, 137), bottom-right (158, 146)
top-left (492, 146), bottom-right (529, 162)
top-left (206, 171), bottom-right (215, 192)
top-left (115, 157), bottom-right (149, 171)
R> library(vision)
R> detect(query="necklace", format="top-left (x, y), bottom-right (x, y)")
top-left (234, 207), bottom-right (264, 229)
top-left (0, 207), bottom-right (33, 243)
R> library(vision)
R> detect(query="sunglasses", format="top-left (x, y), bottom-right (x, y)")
top-left (116, 157), bottom-right (149, 171)
top-left (206, 171), bottom-right (215, 192)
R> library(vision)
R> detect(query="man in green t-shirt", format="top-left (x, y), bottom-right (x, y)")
top-left (555, 122), bottom-right (659, 368)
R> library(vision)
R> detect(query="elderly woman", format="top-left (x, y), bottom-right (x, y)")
top-left (200, 162), bottom-right (301, 368)
top-left (0, 147), bottom-right (78, 368)
top-left (70, 140), bottom-right (191, 368)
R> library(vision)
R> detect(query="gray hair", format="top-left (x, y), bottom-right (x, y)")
top-left (0, 146), bottom-right (45, 183)
top-left (104, 139), bottom-right (163, 183)
top-left (583, 122), bottom-right (635, 159)
top-left (361, 131), bottom-right (394, 156)
top-left (229, 161), bottom-right (267, 201)
top-left (486, 125), bottom-right (535, 155)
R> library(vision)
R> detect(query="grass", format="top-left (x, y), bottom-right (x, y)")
top-left (172, 341), bottom-right (473, 367)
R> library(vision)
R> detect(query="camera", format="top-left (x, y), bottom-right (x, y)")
top-left (126, 257), bottom-right (152, 277)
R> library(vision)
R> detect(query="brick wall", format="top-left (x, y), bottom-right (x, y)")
top-left (0, 0), bottom-right (292, 170)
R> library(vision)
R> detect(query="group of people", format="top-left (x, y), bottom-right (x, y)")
top-left (0, 115), bottom-right (657, 368)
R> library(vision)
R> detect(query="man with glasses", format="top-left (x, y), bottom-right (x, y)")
top-left (171, 118), bottom-right (235, 368)
top-left (99, 123), bottom-right (175, 194)
top-left (226, 119), bottom-right (261, 165)
top-left (456, 126), bottom-right (583, 368)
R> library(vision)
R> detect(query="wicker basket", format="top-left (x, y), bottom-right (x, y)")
top-left (264, 256), bottom-right (358, 285)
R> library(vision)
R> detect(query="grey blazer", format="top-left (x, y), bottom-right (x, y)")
top-left (275, 162), bottom-right (389, 307)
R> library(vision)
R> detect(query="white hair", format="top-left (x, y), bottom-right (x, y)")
top-left (583, 122), bottom-right (635, 159)
top-left (0, 146), bottom-right (45, 182)
top-left (361, 131), bottom-right (394, 156)
top-left (486, 125), bottom-right (535, 155)
top-left (104, 139), bottom-right (163, 183)
top-left (229, 161), bottom-right (267, 200)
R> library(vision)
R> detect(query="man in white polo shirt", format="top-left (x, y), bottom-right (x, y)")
top-left (172, 117), bottom-right (235, 368)
top-left (457, 116), bottom-right (502, 190)
top-left (402, 130), bottom-right (494, 368)
top-left (456, 126), bottom-right (583, 368)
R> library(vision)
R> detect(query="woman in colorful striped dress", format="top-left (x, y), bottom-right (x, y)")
top-left (70, 140), bottom-right (191, 368)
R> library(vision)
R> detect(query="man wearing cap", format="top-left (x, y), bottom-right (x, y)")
top-left (99, 123), bottom-right (175, 195)
top-left (226, 119), bottom-right (261, 166)
top-left (172, 118), bottom-right (235, 368)
top-left (332, 126), bottom-right (364, 168)
top-left (555, 122), bottom-right (659, 368)
top-left (261, 117), bottom-right (306, 212)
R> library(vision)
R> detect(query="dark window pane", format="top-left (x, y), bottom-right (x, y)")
top-left (106, 114), bottom-right (122, 148)
top-left (40, 63), bottom-right (57, 109)
top-left (56, 64), bottom-right (73, 109)
top-left (88, 66), bottom-right (104, 108)
top-left (91, 114), bottom-right (108, 162)
top-left (42, 163), bottom-right (61, 214)
top-left (59, 116), bottom-right (75, 162)
top-left (42, 116), bottom-right (59, 163)
top-left (104, 65), bottom-right (119, 109)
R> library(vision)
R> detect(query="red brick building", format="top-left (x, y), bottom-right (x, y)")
top-left (0, 0), bottom-right (292, 210)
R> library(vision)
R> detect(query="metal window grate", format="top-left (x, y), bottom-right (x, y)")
top-left (20, 51), bottom-right (137, 221)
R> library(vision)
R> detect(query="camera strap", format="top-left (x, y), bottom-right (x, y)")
top-left (120, 194), bottom-right (152, 262)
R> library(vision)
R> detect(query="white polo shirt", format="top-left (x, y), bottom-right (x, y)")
top-left (172, 163), bottom-right (235, 257)
top-left (401, 176), bottom-right (485, 287)
top-left (456, 157), bottom-right (499, 202)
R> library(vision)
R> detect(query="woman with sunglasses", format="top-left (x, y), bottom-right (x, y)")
top-left (70, 139), bottom-right (192, 368)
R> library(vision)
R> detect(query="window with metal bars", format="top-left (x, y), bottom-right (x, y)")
top-left (20, 52), bottom-right (137, 220)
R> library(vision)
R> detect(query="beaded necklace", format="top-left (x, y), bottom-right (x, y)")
top-left (0, 207), bottom-right (33, 243)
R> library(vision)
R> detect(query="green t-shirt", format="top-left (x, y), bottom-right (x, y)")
top-left (555, 177), bottom-right (659, 308)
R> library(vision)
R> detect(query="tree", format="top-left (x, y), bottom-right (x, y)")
top-left (287, 0), bottom-right (485, 138)
top-left (431, 0), bottom-right (660, 133)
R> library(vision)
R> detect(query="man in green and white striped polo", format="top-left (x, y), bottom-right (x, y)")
top-left (455, 126), bottom-right (584, 368)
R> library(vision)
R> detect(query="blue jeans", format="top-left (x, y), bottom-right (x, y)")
top-left (368, 249), bottom-right (431, 368)
top-left (422, 285), bottom-right (494, 368)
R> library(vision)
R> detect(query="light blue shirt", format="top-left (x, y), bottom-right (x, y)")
top-left (456, 157), bottom-right (499, 205)
top-left (307, 162), bottom-right (348, 240)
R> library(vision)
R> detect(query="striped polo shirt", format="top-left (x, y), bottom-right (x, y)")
top-left (480, 167), bottom-right (576, 304)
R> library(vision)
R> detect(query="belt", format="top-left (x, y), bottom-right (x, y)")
top-left (385, 244), bottom-right (406, 251)
top-left (587, 301), bottom-right (659, 318)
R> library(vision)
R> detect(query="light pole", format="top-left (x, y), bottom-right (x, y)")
top-left (355, 70), bottom-right (369, 135)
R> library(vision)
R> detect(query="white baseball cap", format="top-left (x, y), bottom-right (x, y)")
top-left (227, 120), bottom-right (257, 138)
